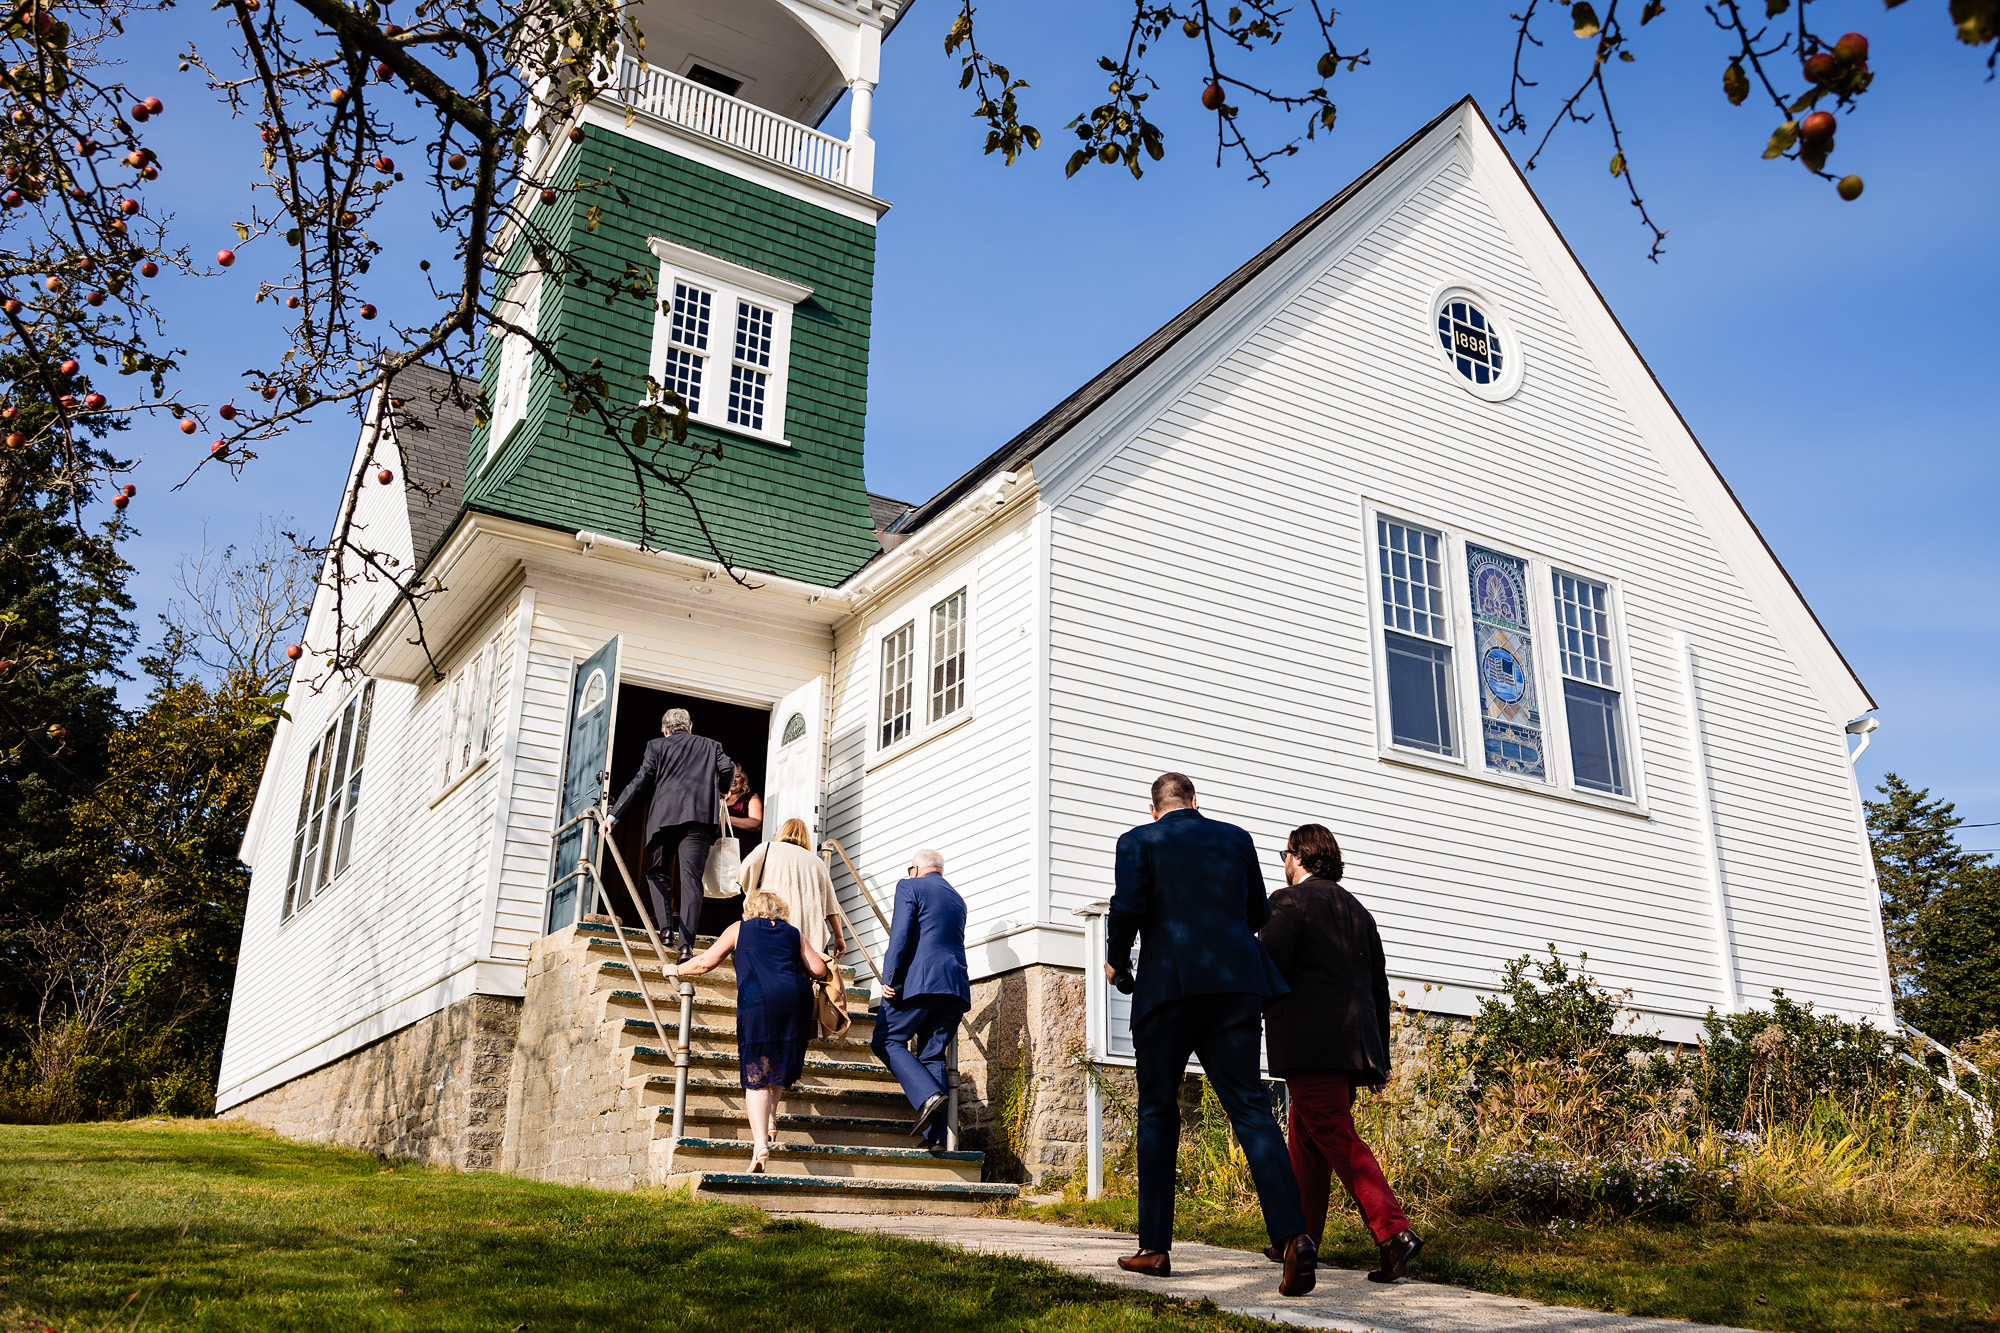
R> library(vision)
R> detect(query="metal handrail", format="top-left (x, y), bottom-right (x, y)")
top-left (592, 811), bottom-right (699, 1156)
top-left (820, 836), bottom-right (893, 936)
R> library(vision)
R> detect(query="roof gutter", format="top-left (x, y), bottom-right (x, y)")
top-left (573, 530), bottom-right (853, 608)
top-left (843, 469), bottom-right (1026, 604)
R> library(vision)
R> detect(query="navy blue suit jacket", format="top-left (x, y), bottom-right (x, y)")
top-left (882, 872), bottom-right (971, 1009)
top-left (1107, 807), bottom-right (1288, 1027)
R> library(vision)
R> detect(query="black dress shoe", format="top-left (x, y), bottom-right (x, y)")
top-left (1368, 1228), bottom-right (1424, 1283)
top-left (1117, 1249), bottom-right (1171, 1276)
top-left (1279, 1233), bottom-right (1318, 1297)
top-left (912, 1091), bottom-right (948, 1142)
top-left (676, 941), bottom-right (694, 964)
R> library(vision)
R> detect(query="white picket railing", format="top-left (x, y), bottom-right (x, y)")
top-left (615, 58), bottom-right (849, 187)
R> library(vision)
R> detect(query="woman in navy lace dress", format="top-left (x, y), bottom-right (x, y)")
top-left (670, 891), bottom-right (828, 1172)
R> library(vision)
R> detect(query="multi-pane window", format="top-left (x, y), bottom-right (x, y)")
top-left (1553, 571), bottom-right (1628, 795)
top-left (651, 243), bottom-right (800, 442)
top-left (727, 300), bottom-right (774, 432)
top-left (1377, 518), bottom-right (1455, 756)
top-left (440, 633), bottom-right (502, 788)
top-left (488, 269), bottom-right (542, 458)
top-left (928, 588), bottom-right (968, 724)
top-left (285, 681), bottom-right (376, 919)
top-left (878, 621), bottom-right (915, 749)
top-left (661, 281), bottom-right (712, 414)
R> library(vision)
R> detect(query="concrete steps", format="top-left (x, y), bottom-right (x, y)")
top-left (570, 920), bottom-right (1018, 1214)
top-left (666, 1171), bottom-right (1021, 1215)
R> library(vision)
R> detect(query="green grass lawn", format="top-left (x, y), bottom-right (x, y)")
top-left (1016, 1196), bottom-right (2000, 1333)
top-left (0, 1121), bottom-right (1273, 1333)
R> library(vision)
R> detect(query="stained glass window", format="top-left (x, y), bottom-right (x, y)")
top-left (1437, 298), bottom-right (1506, 388)
top-left (1466, 544), bottom-right (1546, 779)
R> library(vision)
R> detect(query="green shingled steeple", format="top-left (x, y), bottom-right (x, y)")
top-left (466, 131), bottom-right (881, 588)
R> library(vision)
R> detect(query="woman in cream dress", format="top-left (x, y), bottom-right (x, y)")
top-left (736, 817), bottom-right (845, 957)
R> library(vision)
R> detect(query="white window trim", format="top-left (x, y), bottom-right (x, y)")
top-left (1361, 499), bottom-right (1648, 815)
top-left (485, 267), bottom-right (544, 468)
top-left (436, 632), bottom-right (503, 796)
top-left (646, 236), bottom-right (808, 448)
top-left (281, 680), bottom-right (376, 923)
top-left (1429, 282), bottom-right (1524, 403)
top-left (866, 578), bottom-right (977, 769)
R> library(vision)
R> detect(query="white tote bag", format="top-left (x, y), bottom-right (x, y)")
top-left (703, 797), bottom-right (742, 899)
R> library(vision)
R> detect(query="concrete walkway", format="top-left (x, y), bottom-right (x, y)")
top-left (790, 1214), bottom-right (1754, 1333)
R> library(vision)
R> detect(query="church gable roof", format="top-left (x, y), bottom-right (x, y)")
top-left (890, 96), bottom-right (1870, 717)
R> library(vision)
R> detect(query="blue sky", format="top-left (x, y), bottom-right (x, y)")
top-left (109, 2), bottom-right (1996, 831)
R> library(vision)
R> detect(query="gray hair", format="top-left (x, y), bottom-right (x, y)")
top-left (661, 707), bottom-right (692, 735)
top-left (911, 848), bottom-right (945, 874)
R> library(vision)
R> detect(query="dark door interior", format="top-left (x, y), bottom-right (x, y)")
top-left (598, 683), bottom-right (771, 930)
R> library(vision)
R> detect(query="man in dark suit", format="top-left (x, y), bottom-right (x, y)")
top-left (871, 848), bottom-right (970, 1149)
top-left (1260, 823), bottom-right (1423, 1283)
top-left (605, 707), bottom-right (734, 961)
top-left (1107, 773), bottom-right (1316, 1297)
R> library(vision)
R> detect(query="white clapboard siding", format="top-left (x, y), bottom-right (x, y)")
top-left (823, 507), bottom-right (1041, 977)
top-left (218, 473), bottom-right (525, 1108)
top-left (489, 569), bottom-right (837, 960)
top-left (1037, 147), bottom-right (1887, 1034)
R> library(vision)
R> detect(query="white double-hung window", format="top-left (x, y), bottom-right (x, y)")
top-left (1376, 518), bottom-right (1456, 757)
top-left (1553, 570), bottom-right (1629, 796)
top-left (284, 680), bottom-right (376, 919)
top-left (647, 237), bottom-right (807, 446)
top-left (876, 584), bottom-right (973, 757)
top-left (1367, 505), bottom-right (1641, 805)
top-left (439, 631), bottom-right (504, 790)
top-left (486, 267), bottom-right (543, 462)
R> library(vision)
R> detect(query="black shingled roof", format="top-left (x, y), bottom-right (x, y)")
top-left (383, 362), bottom-right (476, 571)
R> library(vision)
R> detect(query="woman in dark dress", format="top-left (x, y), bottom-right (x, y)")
top-left (670, 890), bottom-right (827, 1172)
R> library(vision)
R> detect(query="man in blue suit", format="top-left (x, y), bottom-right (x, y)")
top-left (872, 848), bottom-right (970, 1149)
top-left (1107, 773), bottom-right (1316, 1296)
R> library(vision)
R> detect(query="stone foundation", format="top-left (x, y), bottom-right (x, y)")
top-left (222, 993), bottom-right (521, 1170)
top-left (955, 963), bottom-right (1135, 1186)
top-left (498, 928), bottom-right (658, 1188)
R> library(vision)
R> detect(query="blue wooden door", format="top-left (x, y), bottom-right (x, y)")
top-left (546, 636), bottom-right (620, 931)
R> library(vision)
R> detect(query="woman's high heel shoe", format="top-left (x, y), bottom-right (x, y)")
top-left (749, 1149), bottom-right (769, 1175)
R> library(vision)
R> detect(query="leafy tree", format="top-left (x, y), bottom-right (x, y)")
top-left (0, 347), bottom-right (132, 1043)
top-left (1865, 772), bottom-right (1999, 1042)
top-left (0, 520), bottom-right (306, 1121)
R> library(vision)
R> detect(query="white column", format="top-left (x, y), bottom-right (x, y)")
top-left (1677, 633), bottom-right (1741, 1014)
top-left (845, 79), bottom-right (877, 194)
top-left (1074, 901), bottom-right (1109, 1200)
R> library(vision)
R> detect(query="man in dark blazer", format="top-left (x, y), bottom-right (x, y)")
top-left (1107, 773), bottom-right (1317, 1297)
top-left (871, 848), bottom-right (970, 1148)
top-left (605, 707), bottom-right (734, 960)
top-left (1260, 823), bottom-right (1422, 1283)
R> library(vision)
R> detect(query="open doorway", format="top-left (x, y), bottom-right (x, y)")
top-left (598, 683), bottom-right (770, 935)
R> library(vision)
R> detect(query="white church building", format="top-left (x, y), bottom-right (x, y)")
top-left (214, 0), bottom-right (1893, 1193)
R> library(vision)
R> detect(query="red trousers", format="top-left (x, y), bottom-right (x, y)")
top-left (1284, 1071), bottom-right (1411, 1245)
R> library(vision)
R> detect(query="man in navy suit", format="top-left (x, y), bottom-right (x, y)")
top-left (605, 707), bottom-right (734, 961)
top-left (871, 848), bottom-right (970, 1149)
top-left (1107, 773), bottom-right (1317, 1297)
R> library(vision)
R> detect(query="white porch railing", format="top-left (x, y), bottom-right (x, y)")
top-left (615, 58), bottom-right (850, 187)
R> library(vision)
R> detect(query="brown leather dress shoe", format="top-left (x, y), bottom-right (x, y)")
top-left (1262, 1243), bottom-right (1284, 1264)
top-left (1368, 1228), bottom-right (1424, 1283)
top-left (1279, 1233), bottom-right (1318, 1297)
top-left (1117, 1249), bottom-right (1171, 1277)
